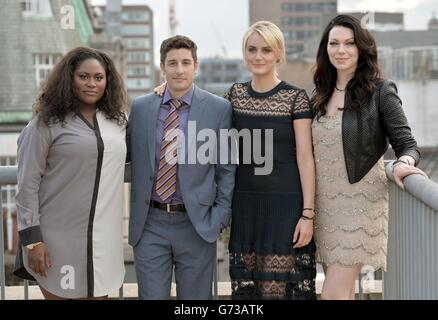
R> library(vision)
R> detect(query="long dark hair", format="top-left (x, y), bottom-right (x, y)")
top-left (34, 47), bottom-right (127, 126)
top-left (312, 14), bottom-right (382, 118)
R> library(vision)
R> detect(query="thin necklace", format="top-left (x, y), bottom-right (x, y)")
top-left (335, 85), bottom-right (345, 92)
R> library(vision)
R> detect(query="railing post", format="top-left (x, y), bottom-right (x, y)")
top-left (118, 285), bottom-right (123, 300)
top-left (1, 190), bottom-right (5, 300)
top-left (358, 273), bottom-right (363, 300)
top-left (213, 243), bottom-right (218, 300)
top-left (24, 280), bottom-right (29, 300)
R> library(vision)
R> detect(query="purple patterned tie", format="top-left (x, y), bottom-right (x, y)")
top-left (155, 99), bottom-right (182, 202)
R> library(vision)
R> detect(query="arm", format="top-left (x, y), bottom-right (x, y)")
top-left (16, 119), bottom-right (52, 276)
top-left (379, 80), bottom-right (426, 188)
top-left (293, 118), bottom-right (316, 248)
top-left (290, 89), bottom-right (315, 248)
top-left (212, 103), bottom-right (236, 231)
top-left (379, 80), bottom-right (420, 164)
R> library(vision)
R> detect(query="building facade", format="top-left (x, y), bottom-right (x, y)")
top-left (197, 58), bottom-right (251, 96)
top-left (91, 3), bottom-right (155, 100)
top-left (249, 0), bottom-right (337, 56)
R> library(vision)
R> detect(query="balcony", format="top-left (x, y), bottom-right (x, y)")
top-left (1, 163), bottom-right (437, 300)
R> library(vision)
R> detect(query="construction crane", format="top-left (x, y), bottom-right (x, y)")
top-left (210, 22), bottom-right (227, 58)
top-left (169, 0), bottom-right (178, 36)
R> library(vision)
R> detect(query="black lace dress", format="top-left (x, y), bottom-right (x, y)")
top-left (225, 81), bottom-right (317, 300)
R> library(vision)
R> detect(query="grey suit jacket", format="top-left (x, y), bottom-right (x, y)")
top-left (126, 85), bottom-right (236, 247)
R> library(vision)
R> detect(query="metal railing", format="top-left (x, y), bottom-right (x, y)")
top-left (2, 163), bottom-right (438, 299)
top-left (0, 166), bottom-right (17, 300)
top-left (384, 162), bottom-right (438, 299)
top-left (0, 164), bottom-right (218, 300)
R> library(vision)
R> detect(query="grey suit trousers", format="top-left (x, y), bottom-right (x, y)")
top-left (133, 206), bottom-right (216, 300)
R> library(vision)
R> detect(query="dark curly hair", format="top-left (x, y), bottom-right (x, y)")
top-left (33, 46), bottom-right (127, 126)
top-left (312, 14), bottom-right (382, 119)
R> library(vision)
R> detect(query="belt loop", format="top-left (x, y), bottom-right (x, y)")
top-left (166, 203), bottom-right (171, 213)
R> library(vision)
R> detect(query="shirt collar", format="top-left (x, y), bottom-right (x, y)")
top-left (162, 85), bottom-right (194, 107)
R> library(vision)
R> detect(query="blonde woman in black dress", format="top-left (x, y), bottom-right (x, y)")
top-left (225, 21), bottom-right (317, 300)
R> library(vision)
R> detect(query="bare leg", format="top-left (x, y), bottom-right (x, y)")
top-left (320, 264), bottom-right (362, 300)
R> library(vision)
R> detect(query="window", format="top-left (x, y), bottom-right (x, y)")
top-left (127, 65), bottom-right (151, 77)
top-left (126, 51), bottom-right (151, 63)
top-left (21, 0), bottom-right (53, 18)
top-left (126, 79), bottom-right (151, 89)
top-left (122, 25), bottom-right (151, 36)
top-left (122, 11), bottom-right (151, 22)
top-left (212, 63), bottom-right (222, 71)
top-left (33, 53), bottom-right (61, 88)
top-left (281, 2), bottom-right (336, 13)
top-left (123, 38), bottom-right (151, 49)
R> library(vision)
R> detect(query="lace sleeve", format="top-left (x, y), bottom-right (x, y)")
top-left (292, 89), bottom-right (313, 120)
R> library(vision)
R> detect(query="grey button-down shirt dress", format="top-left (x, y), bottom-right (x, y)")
top-left (14, 111), bottom-right (126, 298)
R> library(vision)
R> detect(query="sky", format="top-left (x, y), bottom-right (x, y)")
top-left (90, 0), bottom-right (438, 66)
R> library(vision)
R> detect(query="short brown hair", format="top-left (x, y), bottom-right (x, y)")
top-left (160, 35), bottom-right (197, 64)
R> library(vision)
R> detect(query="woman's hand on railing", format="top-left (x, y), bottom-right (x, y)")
top-left (153, 82), bottom-right (167, 97)
top-left (27, 243), bottom-right (52, 277)
top-left (393, 164), bottom-right (428, 190)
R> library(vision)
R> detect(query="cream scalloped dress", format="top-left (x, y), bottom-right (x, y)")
top-left (312, 113), bottom-right (388, 271)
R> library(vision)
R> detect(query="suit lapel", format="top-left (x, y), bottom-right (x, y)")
top-left (146, 97), bottom-right (161, 170)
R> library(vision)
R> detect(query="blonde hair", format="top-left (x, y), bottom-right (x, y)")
top-left (242, 21), bottom-right (286, 64)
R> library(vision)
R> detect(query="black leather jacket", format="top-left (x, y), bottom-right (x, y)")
top-left (342, 80), bottom-right (420, 184)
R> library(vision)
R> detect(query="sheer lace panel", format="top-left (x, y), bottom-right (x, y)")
top-left (225, 83), bottom-right (312, 118)
top-left (230, 252), bottom-right (316, 299)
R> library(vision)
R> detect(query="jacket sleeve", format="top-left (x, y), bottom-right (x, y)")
top-left (379, 80), bottom-right (421, 165)
top-left (212, 102), bottom-right (237, 228)
top-left (15, 119), bottom-right (51, 246)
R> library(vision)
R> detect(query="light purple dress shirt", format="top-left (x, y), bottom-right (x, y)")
top-left (151, 85), bottom-right (194, 204)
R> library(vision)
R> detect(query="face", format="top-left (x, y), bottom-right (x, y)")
top-left (160, 48), bottom-right (198, 96)
top-left (73, 58), bottom-right (106, 108)
top-left (327, 26), bottom-right (359, 74)
top-left (244, 32), bottom-right (279, 76)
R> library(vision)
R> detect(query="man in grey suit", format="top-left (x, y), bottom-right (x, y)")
top-left (126, 35), bottom-right (236, 299)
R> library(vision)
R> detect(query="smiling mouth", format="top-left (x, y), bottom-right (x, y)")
top-left (84, 91), bottom-right (98, 95)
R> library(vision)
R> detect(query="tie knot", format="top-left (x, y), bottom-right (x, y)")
top-left (170, 99), bottom-right (182, 110)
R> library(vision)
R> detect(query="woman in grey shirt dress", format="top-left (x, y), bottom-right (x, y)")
top-left (13, 47), bottom-right (128, 299)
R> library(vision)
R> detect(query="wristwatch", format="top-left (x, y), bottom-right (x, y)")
top-left (26, 242), bottom-right (43, 250)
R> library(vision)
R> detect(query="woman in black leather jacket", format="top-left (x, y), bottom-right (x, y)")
top-left (310, 14), bottom-right (426, 300)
